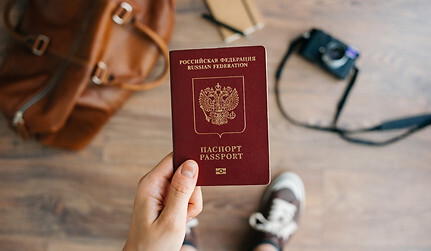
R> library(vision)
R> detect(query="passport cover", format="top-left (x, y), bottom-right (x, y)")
top-left (170, 46), bottom-right (270, 186)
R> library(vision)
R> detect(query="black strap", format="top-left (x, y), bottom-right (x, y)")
top-left (275, 34), bottom-right (431, 146)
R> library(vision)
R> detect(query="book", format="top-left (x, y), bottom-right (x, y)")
top-left (170, 46), bottom-right (270, 186)
top-left (204, 0), bottom-right (265, 43)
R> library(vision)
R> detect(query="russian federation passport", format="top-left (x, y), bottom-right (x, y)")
top-left (170, 46), bottom-right (270, 186)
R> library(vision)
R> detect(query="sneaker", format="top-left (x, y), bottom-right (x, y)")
top-left (249, 172), bottom-right (305, 250)
top-left (182, 218), bottom-right (199, 249)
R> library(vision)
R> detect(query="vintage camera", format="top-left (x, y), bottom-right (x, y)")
top-left (299, 28), bottom-right (360, 79)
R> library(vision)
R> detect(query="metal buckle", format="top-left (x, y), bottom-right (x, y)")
top-left (112, 2), bottom-right (133, 25)
top-left (32, 34), bottom-right (50, 56)
top-left (91, 62), bottom-right (109, 85)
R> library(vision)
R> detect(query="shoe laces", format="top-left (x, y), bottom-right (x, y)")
top-left (186, 218), bottom-right (199, 235)
top-left (249, 198), bottom-right (298, 239)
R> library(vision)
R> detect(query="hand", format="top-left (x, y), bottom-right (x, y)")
top-left (123, 153), bottom-right (202, 251)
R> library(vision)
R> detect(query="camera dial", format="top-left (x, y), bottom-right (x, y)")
top-left (320, 41), bottom-right (349, 69)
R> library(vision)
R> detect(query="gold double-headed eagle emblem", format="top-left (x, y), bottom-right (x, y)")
top-left (199, 83), bottom-right (239, 126)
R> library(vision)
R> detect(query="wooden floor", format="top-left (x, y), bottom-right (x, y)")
top-left (1, 0), bottom-right (431, 250)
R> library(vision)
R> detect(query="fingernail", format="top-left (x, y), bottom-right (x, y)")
top-left (181, 160), bottom-right (197, 178)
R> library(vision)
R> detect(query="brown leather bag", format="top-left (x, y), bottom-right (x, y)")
top-left (0, 0), bottom-right (174, 150)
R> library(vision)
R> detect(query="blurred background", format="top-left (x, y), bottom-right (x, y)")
top-left (0, 0), bottom-right (430, 250)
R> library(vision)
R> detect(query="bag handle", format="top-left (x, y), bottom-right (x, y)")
top-left (122, 20), bottom-right (170, 91)
top-left (91, 2), bottom-right (170, 91)
top-left (4, 0), bottom-right (170, 91)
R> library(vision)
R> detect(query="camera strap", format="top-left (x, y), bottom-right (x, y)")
top-left (275, 34), bottom-right (431, 146)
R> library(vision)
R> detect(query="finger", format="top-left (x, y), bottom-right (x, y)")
top-left (187, 186), bottom-right (203, 219)
top-left (135, 153), bottom-right (174, 222)
top-left (159, 160), bottom-right (199, 224)
top-left (137, 152), bottom-right (173, 199)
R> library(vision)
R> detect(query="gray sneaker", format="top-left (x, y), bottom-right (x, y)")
top-left (249, 172), bottom-right (305, 250)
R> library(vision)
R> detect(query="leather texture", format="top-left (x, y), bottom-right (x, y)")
top-left (0, 0), bottom-right (175, 150)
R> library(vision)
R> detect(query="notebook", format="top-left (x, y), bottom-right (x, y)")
top-left (204, 0), bottom-right (265, 43)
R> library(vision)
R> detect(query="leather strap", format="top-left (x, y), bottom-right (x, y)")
top-left (4, 0), bottom-right (50, 56)
top-left (4, 0), bottom-right (23, 42)
top-left (109, 19), bottom-right (170, 91)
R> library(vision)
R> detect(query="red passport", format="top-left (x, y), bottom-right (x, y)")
top-left (170, 46), bottom-right (270, 186)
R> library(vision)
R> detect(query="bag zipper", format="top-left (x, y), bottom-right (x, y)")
top-left (11, 1), bottom-right (95, 129)
top-left (13, 76), bottom-right (60, 126)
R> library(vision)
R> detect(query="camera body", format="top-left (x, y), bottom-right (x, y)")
top-left (299, 28), bottom-right (359, 79)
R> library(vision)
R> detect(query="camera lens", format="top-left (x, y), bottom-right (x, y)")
top-left (321, 41), bottom-right (348, 69)
top-left (328, 46), bottom-right (345, 60)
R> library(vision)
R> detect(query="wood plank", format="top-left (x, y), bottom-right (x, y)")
top-left (0, 0), bottom-right (430, 250)
top-left (0, 235), bottom-right (47, 251)
top-left (323, 169), bottom-right (431, 248)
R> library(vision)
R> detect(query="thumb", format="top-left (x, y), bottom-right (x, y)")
top-left (161, 160), bottom-right (199, 222)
